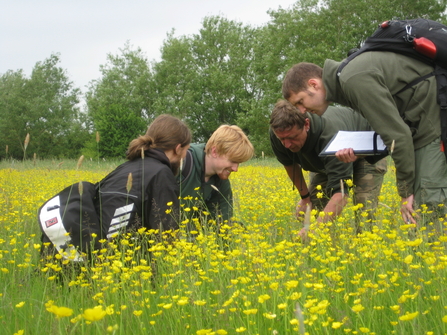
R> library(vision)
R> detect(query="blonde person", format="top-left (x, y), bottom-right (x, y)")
top-left (178, 125), bottom-right (254, 224)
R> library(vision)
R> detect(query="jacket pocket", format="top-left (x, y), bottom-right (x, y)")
top-left (420, 176), bottom-right (447, 206)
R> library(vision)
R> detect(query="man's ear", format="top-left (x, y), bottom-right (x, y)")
top-left (307, 78), bottom-right (324, 91)
top-left (211, 146), bottom-right (219, 158)
top-left (308, 78), bottom-right (322, 91)
top-left (304, 118), bottom-right (311, 131)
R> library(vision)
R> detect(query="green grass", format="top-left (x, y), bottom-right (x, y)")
top-left (0, 159), bottom-right (446, 335)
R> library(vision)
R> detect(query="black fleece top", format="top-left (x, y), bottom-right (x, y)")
top-left (96, 148), bottom-right (179, 238)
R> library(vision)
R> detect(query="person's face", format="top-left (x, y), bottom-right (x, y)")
top-left (212, 150), bottom-right (240, 180)
top-left (273, 121), bottom-right (309, 153)
top-left (287, 79), bottom-right (329, 116)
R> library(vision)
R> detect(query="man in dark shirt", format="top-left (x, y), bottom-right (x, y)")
top-left (270, 100), bottom-right (387, 234)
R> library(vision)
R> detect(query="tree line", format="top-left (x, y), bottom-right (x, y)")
top-left (1, 0), bottom-right (446, 159)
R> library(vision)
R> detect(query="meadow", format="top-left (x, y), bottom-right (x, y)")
top-left (0, 158), bottom-right (446, 335)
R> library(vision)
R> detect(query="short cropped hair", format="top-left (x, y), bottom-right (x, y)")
top-left (282, 62), bottom-right (323, 100)
top-left (205, 125), bottom-right (254, 163)
top-left (270, 100), bottom-right (307, 132)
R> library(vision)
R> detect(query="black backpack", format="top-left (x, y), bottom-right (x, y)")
top-left (337, 18), bottom-right (447, 157)
top-left (38, 182), bottom-right (102, 261)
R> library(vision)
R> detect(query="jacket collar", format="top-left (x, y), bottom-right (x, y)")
top-left (144, 148), bottom-right (171, 167)
top-left (323, 59), bottom-right (351, 107)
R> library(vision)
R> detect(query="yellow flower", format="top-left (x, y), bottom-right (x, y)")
top-left (177, 298), bottom-right (189, 306)
top-left (258, 294), bottom-right (270, 303)
top-left (235, 327), bottom-right (246, 332)
top-left (390, 305), bottom-right (400, 313)
top-left (167, 201), bottom-right (173, 206)
top-left (285, 280), bottom-right (298, 289)
top-left (82, 306), bottom-right (107, 322)
top-left (13, 331), bottom-right (24, 335)
top-left (316, 184), bottom-right (322, 191)
top-left (289, 292), bottom-right (302, 300)
top-left (352, 304), bottom-right (365, 313)
top-left (133, 310), bottom-right (143, 316)
top-left (263, 312), bottom-right (277, 319)
top-left (332, 322), bottom-right (343, 329)
top-left (399, 311), bottom-right (419, 321)
top-left (277, 303), bottom-right (287, 309)
top-left (194, 300), bottom-right (206, 306)
top-left (359, 327), bottom-right (370, 333)
top-left (46, 304), bottom-right (74, 318)
top-left (107, 324), bottom-right (119, 333)
top-left (242, 308), bottom-right (257, 315)
top-left (403, 254), bottom-right (413, 264)
top-left (15, 302), bottom-right (25, 308)
top-left (216, 330), bottom-right (228, 335)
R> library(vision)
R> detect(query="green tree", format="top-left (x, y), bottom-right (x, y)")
top-left (154, 16), bottom-right (258, 143)
top-left (0, 69), bottom-right (28, 159)
top-left (86, 43), bottom-right (154, 158)
top-left (0, 54), bottom-right (82, 159)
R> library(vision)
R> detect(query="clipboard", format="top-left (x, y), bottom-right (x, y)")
top-left (319, 131), bottom-right (388, 156)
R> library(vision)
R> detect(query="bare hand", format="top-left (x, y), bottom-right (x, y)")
top-left (400, 195), bottom-right (418, 224)
top-left (335, 148), bottom-right (358, 163)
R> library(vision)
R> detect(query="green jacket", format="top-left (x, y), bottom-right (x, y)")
top-left (270, 106), bottom-right (373, 195)
top-left (323, 52), bottom-right (440, 197)
top-left (177, 143), bottom-right (233, 222)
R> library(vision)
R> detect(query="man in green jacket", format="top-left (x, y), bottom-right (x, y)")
top-left (282, 55), bottom-right (447, 224)
top-left (270, 100), bottom-right (386, 232)
top-left (178, 125), bottom-right (254, 225)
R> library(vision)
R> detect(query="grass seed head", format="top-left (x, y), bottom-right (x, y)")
top-left (126, 173), bottom-right (133, 193)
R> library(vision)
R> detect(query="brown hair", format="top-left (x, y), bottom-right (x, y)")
top-left (270, 100), bottom-right (307, 131)
top-left (205, 125), bottom-right (254, 163)
top-left (126, 114), bottom-right (191, 160)
top-left (282, 62), bottom-right (323, 99)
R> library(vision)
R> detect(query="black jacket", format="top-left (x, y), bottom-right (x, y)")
top-left (96, 148), bottom-right (179, 238)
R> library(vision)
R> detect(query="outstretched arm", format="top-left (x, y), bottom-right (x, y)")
top-left (284, 164), bottom-right (312, 217)
top-left (319, 192), bottom-right (348, 222)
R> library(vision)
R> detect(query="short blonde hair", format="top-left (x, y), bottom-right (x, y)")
top-left (205, 125), bottom-right (254, 163)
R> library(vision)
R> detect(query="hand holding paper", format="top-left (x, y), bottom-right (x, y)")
top-left (319, 131), bottom-right (388, 156)
top-left (335, 148), bottom-right (358, 163)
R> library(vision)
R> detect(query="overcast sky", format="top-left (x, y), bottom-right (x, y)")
top-left (1, 0), bottom-right (295, 93)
